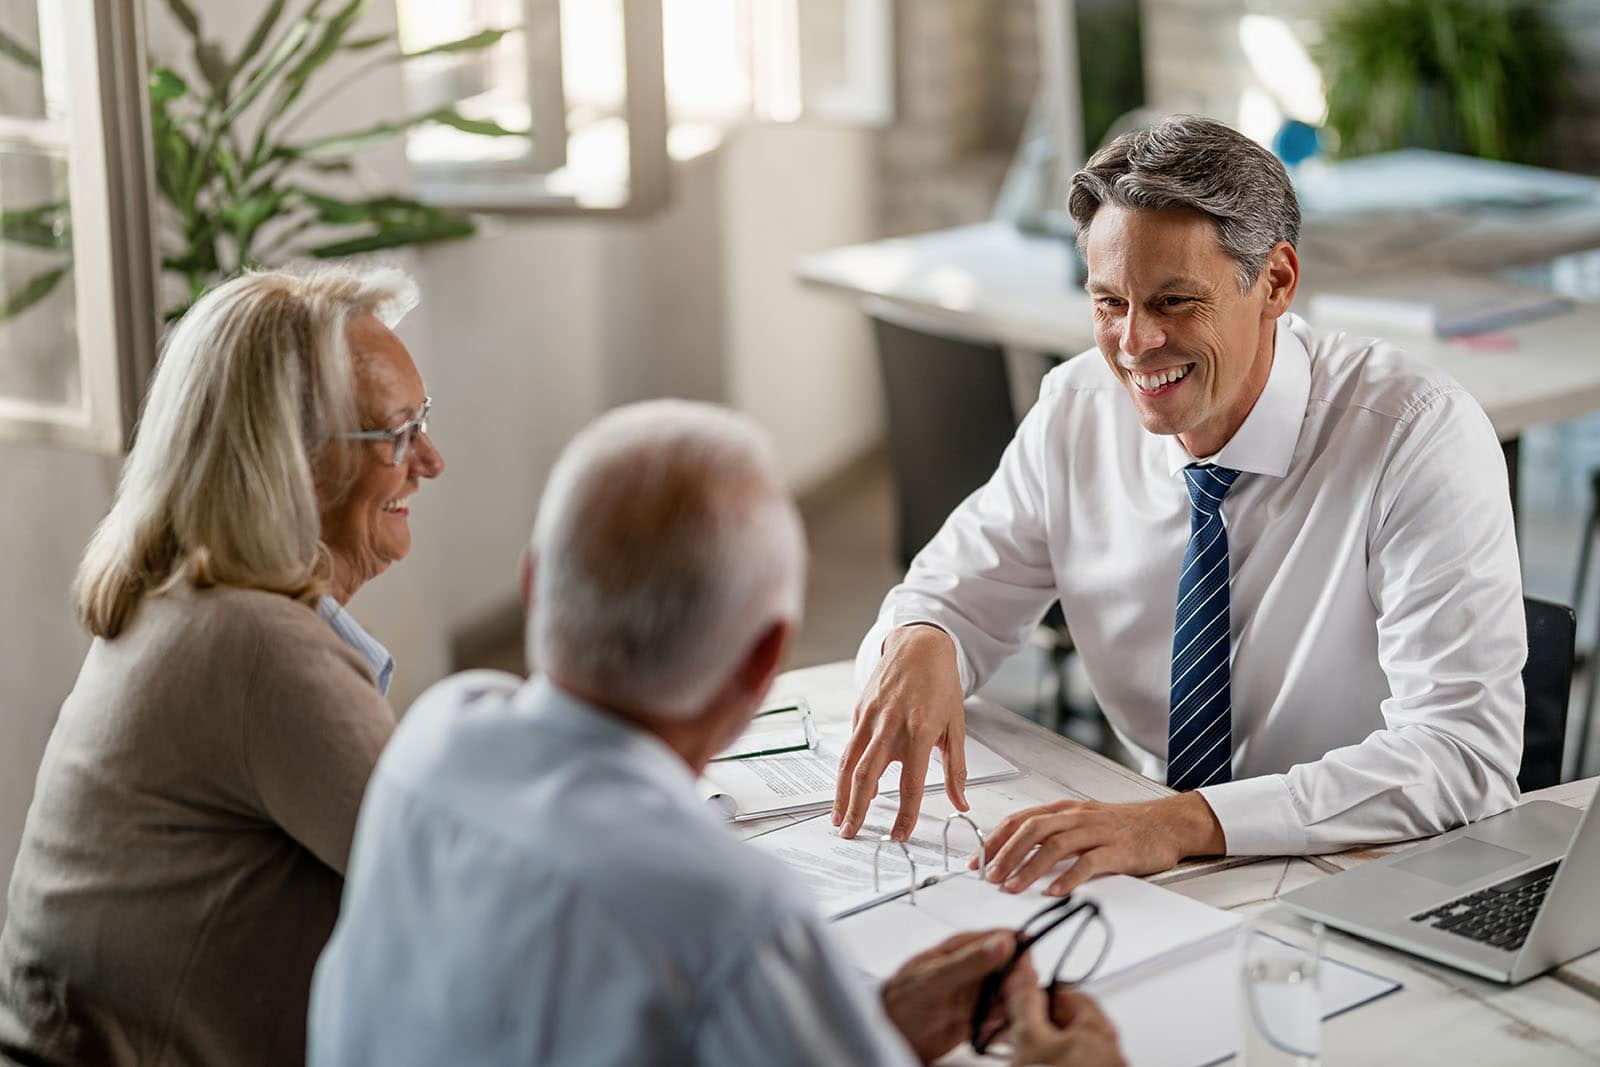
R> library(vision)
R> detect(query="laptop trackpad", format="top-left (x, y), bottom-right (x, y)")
top-left (1393, 837), bottom-right (1530, 886)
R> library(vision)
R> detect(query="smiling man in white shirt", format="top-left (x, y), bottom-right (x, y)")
top-left (834, 115), bottom-right (1525, 896)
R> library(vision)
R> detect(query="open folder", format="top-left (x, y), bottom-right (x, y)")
top-left (697, 700), bottom-right (1018, 822)
top-left (752, 803), bottom-right (1400, 1067)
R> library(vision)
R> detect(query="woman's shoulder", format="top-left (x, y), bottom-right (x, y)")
top-left (136, 583), bottom-right (371, 685)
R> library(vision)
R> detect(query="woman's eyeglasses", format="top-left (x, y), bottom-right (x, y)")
top-left (334, 397), bottom-right (432, 466)
top-left (969, 895), bottom-right (1113, 1054)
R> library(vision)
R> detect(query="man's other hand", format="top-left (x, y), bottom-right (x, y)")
top-left (834, 624), bottom-right (968, 840)
top-left (881, 930), bottom-right (1018, 1064)
top-left (1006, 955), bottom-right (1126, 1067)
top-left (973, 794), bottom-right (1226, 896)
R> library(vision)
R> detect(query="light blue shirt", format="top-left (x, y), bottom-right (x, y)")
top-left (316, 595), bottom-right (393, 696)
top-left (308, 674), bottom-right (918, 1067)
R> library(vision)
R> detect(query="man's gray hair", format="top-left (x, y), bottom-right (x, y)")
top-left (530, 400), bottom-right (807, 719)
top-left (1068, 115), bottom-right (1300, 290)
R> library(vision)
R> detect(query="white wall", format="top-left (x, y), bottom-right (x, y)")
top-left (722, 122), bottom-right (883, 491)
top-left (1, 1), bottom-right (885, 911)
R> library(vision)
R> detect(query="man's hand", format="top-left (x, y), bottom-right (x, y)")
top-left (834, 625), bottom-right (968, 840)
top-left (881, 930), bottom-right (1018, 1064)
top-left (973, 794), bottom-right (1226, 896)
top-left (1006, 955), bottom-right (1126, 1067)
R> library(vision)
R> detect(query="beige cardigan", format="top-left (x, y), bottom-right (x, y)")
top-left (0, 584), bottom-right (396, 1066)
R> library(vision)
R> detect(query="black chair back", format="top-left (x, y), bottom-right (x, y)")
top-left (1520, 597), bottom-right (1574, 792)
top-left (871, 313), bottom-right (1018, 568)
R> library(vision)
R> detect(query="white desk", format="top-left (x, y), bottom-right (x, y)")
top-left (796, 218), bottom-right (1600, 443)
top-left (766, 661), bottom-right (1600, 1065)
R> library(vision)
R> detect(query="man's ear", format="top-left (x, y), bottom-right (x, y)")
top-left (520, 548), bottom-right (536, 609)
top-left (736, 620), bottom-right (791, 700)
top-left (1261, 240), bottom-right (1299, 318)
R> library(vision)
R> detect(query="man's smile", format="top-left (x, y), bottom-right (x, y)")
top-left (1129, 362), bottom-right (1195, 395)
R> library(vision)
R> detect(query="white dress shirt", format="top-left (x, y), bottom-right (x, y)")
top-left (858, 312), bottom-right (1525, 856)
top-left (309, 673), bottom-right (918, 1067)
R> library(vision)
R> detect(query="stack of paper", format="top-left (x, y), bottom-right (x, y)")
top-left (1308, 272), bottom-right (1570, 338)
top-left (699, 720), bottom-right (1017, 822)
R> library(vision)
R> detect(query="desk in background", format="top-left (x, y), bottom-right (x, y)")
top-left (796, 151), bottom-right (1600, 515)
top-left (763, 661), bottom-right (1600, 1065)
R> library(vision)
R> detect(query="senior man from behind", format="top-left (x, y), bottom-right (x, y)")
top-left (309, 400), bottom-right (1124, 1066)
top-left (835, 114), bottom-right (1525, 897)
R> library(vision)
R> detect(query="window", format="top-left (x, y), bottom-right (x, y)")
top-left (393, 0), bottom-right (892, 214)
top-left (0, 0), bottom-right (158, 453)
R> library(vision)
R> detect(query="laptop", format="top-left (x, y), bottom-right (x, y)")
top-left (1279, 798), bottom-right (1600, 984)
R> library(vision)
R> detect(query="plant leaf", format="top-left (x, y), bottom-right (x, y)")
top-left (269, 0), bottom-right (368, 122)
top-left (293, 105), bottom-right (525, 157)
top-left (307, 214), bottom-right (474, 257)
top-left (0, 265), bottom-right (68, 321)
top-left (400, 27), bottom-right (515, 61)
top-left (232, 0), bottom-right (289, 82)
top-left (220, 18), bottom-right (311, 125)
top-left (0, 201), bottom-right (70, 250)
top-left (150, 66), bottom-right (188, 103)
top-left (0, 27), bottom-right (41, 70)
top-left (429, 109), bottom-right (525, 138)
top-left (165, 0), bottom-right (202, 37)
top-left (195, 39), bottom-right (232, 98)
top-left (342, 32), bottom-right (389, 52)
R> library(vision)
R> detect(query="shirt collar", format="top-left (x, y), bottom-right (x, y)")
top-left (519, 677), bottom-right (703, 808)
top-left (1163, 313), bottom-right (1311, 478)
top-left (317, 595), bottom-right (395, 696)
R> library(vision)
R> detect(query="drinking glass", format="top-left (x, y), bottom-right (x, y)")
top-left (1239, 916), bottom-right (1323, 1066)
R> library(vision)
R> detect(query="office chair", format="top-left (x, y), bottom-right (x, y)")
top-left (868, 304), bottom-right (1095, 738)
top-left (1520, 597), bottom-right (1575, 792)
top-left (869, 308), bottom-right (1017, 569)
top-left (1569, 470), bottom-right (1600, 778)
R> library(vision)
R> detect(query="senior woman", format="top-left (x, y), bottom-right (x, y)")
top-left (0, 264), bottom-right (443, 1066)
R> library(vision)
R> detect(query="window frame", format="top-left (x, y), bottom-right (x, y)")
top-left (408, 0), bottom-right (669, 217)
top-left (0, 0), bottom-right (159, 454)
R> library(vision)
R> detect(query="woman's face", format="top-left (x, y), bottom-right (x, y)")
top-left (320, 315), bottom-right (445, 600)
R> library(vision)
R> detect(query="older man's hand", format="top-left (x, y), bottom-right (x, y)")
top-left (1006, 955), bottom-right (1126, 1067)
top-left (881, 929), bottom-right (1019, 1064)
top-left (833, 624), bottom-right (969, 841)
top-left (973, 794), bottom-right (1227, 896)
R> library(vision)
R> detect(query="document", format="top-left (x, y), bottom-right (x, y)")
top-left (747, 800), bottom-right (985, 918)
top-left (831, 870), bottom-right (1240, 986)
top-left (753, 798), bottom-right (1241, 987)
top-left (699, 720), bottom-right (1018, 822)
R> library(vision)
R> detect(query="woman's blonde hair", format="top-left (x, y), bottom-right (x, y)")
top-left (75, 263), bottom-right (419, 638)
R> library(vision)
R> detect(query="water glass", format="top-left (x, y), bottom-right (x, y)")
top-left (1239, 916), bottom-right (1323, 1066)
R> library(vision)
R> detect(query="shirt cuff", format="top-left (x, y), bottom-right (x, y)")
top-left (1197, 774), bottom-right (1308, 856)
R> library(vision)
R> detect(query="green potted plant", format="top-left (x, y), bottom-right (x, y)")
top-left (1317, 0), bottom-right (1568, 163)
top-left (0, 0), bottom-right (520, 322)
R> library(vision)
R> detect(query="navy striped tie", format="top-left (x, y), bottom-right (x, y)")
top-left (1168, 464), bottom-right (1242, 792)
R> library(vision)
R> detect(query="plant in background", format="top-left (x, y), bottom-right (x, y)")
top-left (0, 0), bottom-right (520, 322)
top-left (1317, 0), bottom-right (1568, 164)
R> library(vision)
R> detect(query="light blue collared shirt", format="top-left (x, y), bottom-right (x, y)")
top-left (309, 674), bottom-right (918, 1067)
top-left (316, 596), bottom-right (394, 696)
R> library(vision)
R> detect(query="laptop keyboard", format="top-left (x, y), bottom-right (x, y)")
top-left (1410, 861), bottom-right (1561, 952)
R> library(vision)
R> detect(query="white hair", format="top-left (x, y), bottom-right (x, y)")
top-left (75, 262), bottom-right (418, 638)
top-left (530, 400), bottom-right (807, 718)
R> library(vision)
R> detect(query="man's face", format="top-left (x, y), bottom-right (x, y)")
top-left (1085, 204), bottom-right (1278, 457)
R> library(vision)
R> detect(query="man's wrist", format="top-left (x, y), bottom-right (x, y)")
top-left (1160, 791), bottom-right (1227, 857)
top-left (885, 621), bottom-right (954, 656)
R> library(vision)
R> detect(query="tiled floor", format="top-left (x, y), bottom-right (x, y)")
top-left (467, 432), bottom-right (1600, 782)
